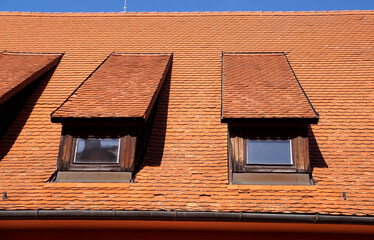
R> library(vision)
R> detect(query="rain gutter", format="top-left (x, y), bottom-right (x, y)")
top-left (0, 210), bottom-right (373, 225)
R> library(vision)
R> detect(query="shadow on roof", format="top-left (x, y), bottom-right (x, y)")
top-left (308, 126), bottom-right (328, 170)
top-left (0, 67), bottom-right (57, 161)
top-left (135, 64), bottom-right (173, 173)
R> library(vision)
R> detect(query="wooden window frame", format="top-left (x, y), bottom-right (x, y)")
top-left (244, 139), bottom-right (295, 172)
top-left (57, 125), bottom-right (137, 173)
top-left (73, 137), bottom-right (121, 164)
top-left (68, 137), bottom-right (123, 171)
top-left (228, 124), bottom-right (312, 185)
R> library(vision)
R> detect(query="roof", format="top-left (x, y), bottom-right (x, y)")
top-left (222, 53), bottom-right (317, 121)
top-left (0, 52), bottom-right (62, 104)
top-left (51, 53), bottom-right (172, 122)
top-left (0, 11), bottom-right (373, 217)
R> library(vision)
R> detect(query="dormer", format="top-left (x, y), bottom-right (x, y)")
top-left (222, 53), bottom-right (318, 185)
top-left (51, 53), bottom-right (172, 182)
top-left (0, 52), bottom-right (62, 138)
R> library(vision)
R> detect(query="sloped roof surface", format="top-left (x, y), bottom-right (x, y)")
top-left (0, 52), bottom-right (62, 104)
top-left (222, 53), bottom-right (317, 119)
top-left (52, 53), bottom-right (171, 120)
top-left (0, 11), bottom-right (373, 216)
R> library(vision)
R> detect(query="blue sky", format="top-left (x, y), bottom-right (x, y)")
top-left (0, 0), bottom-right (373, 12)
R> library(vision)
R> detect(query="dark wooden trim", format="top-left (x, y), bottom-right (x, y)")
top-left (221, 51), bottom-right (224, 122)
top-left (60, 121), bottom-right (142, 126)
top-left (222, 117), bottom-right (318, 124)
top-left (51, 116), bottom-right (145, 124)
top-left (113, 52), bottom-right (174, 56)
top-left (223, 52), bottom-right (287, 55)
top-left (228, 123), bottom-right (309, 128)
top-left (123, 130), bottom-right (137, 171)
top-left (297, 135), bottom-right (310, 172)
top-left (227, 124), bottom-right (233, 184)
top-left (57, 133), bottom-right (73, 170)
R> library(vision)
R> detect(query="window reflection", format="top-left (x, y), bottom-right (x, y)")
top-left (74, 138), bottom-right (120, 164)
top-left (247, 140), bottom-right (292, 165)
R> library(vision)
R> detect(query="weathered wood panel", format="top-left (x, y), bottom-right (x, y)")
top-left (229, 125), bottom-right (310, 173)
top-left (57, 125), bottom-right (139, 172)
top-left (122, 130), bottom-right (137, 171)
top-left (57, 133), bottom-right (73, 171)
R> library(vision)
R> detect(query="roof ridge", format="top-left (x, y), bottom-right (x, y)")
top-left (0, 10), bottom-right (373, 17)
top-left (2, 51), bottom-right (64, 55)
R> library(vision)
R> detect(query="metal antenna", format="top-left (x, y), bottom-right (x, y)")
top-left (123, 0), bottom-right (127, 13)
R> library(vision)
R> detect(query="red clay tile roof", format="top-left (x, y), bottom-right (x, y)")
top-left (0, 52), bottom-right (62, 104)
top-left (0, 11), bottom-right (373, 217)
top-left (51, 53), bottom-right (172, 121)
top-left (222, 53), bottom-right (317, 120)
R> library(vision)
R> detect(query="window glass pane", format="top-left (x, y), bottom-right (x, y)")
top-left (247, 140), bottom-right (292, 165)
top-left (74, 138), bottom-right (120, 164)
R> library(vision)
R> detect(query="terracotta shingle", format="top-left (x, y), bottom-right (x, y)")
top-left (0, 52), bottom-right (62, 104)
top-left (0, 11), bottom-right (373, 217)
top-left (52, 53), bottom-right (172, 121)
top-left (222, 53), bottom-right (318, 120)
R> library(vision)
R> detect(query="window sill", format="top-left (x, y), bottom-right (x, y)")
top-left (54, 171), bottom-right (132, 183)
top-left (232, 173), bottom-right (313, 185)
top-left (227, 184), bottom-right (317, 191)
top-left (44, 182), bottom-right (132, 188)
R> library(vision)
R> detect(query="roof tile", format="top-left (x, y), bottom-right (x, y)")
top-left (0, 52), bottom-right (62, 104)
top-left (222, 53), bottom-right (317, 120)
top-left (0, 11), bottom-right (373, 216)
top-left (52, 53), bottom-right (172, 121)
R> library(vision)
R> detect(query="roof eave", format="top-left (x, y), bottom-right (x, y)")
top-left (221, 117), bottom-right (319, 124)
top-left (51, 116), bottom-right (145, 125)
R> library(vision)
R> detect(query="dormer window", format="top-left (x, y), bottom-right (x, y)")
top-left (246, 140), bottom-right (292, 165)
top-left (74, 138), bottom-right (120, 164)
top-left (51, 53), bottom-right (172, 182)
top-left (222, 53), bottom-right (318, 185)
top-left (55, 125), bottom-right (137, 182)
top-left (228, 125), bottom-right (311, 184)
